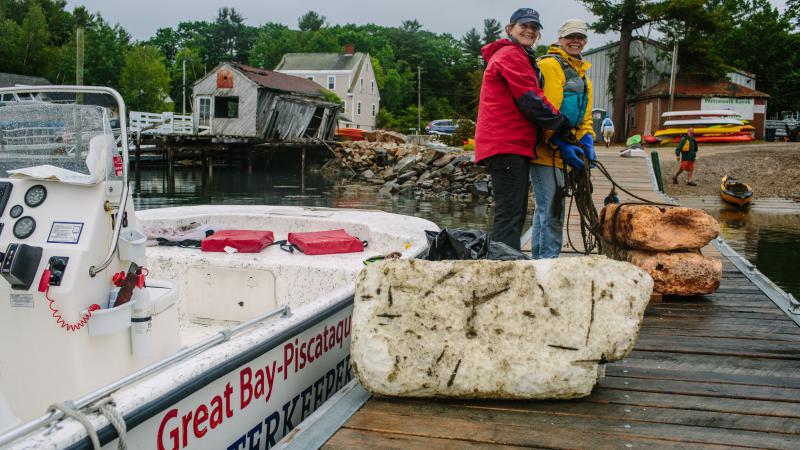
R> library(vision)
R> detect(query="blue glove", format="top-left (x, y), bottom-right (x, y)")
top-left (551, 136), bottom-right (585, 170)
top-left (580, 134), bottom-right (596, 167)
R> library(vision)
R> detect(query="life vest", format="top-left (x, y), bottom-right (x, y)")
top-left (540, 53), bottom-right (588, 129)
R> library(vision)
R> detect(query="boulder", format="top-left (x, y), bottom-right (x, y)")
top-left (432, 154), bottom-right (456, 168)
top-left (393, 155), bottom-right (417, 174)
top-left (606, 245), bottom-right (722, 296)
top-left (352, 257), bottom-right (653, 399)
top-left (470, 181), bottom-right (490, 197)
top-left (364, 130), bottom-right (408, 144)
top-left (600, 204), bottom-right (719, 251)
top-left (421, 148), bottom-right (445, 165)
top-left (361, 169), bottom-right (375, 179)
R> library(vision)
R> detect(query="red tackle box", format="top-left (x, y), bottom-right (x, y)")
top-left (201, 230), bottom-right (275, 253)
top-left (287, 229), bottom-right (366, 255)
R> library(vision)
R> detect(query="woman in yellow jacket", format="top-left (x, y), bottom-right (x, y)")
top-left (529, 19), bottom-right (596, 259)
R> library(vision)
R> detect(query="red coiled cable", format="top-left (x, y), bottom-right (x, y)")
top-left (39, 267), bottom-right (101, 332)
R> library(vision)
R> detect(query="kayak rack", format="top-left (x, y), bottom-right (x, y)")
top-left (0, 304), bottom-right (293, 446)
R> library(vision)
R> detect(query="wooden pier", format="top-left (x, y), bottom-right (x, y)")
top-left (300, 149), bottom-right (800, 449)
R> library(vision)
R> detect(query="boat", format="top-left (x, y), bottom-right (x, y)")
top-left (720, 175), bottom-right (753, 207)
top-left (334, 127), bottom-right (365, 141)
top-left (0, 86), bottom-right (435, 448)
top-left (661, 109), bottom-right (742, 118)
top-left (663, 118), bottom-right (744, 127)
top-left (654, 125), bottom-right (755, 138)
top-left (668, 134), bottom-right (755, 144)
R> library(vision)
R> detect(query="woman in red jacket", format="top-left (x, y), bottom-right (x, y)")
top-left (474, 8), bottom-right (570, 251)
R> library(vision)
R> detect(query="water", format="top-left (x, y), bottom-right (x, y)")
top-left (679, 197), bottom-right (800, 299)
top-left (132, 165), bottom-right (494, 231)
top-left (132, 166), bottom-right (800, 299)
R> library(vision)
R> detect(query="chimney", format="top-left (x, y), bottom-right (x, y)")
top-left (343, 44), bottom-right (355, 56)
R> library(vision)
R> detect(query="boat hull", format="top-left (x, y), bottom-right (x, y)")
top-left (720, 176), bottom-right (754, 207)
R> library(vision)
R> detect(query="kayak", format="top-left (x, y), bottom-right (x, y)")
top-left (661, 110), bottom-right (742, 118)
top-left (654, 125), bottom-right (755, 137)
top-left (663, 118), bottom-right (744, 127)
top-left (668, 134), bottom-right (755, 144)
top-left (720, 175), bottom-right (753, 207)
top-left (335, 128), bottom-right (365, 141)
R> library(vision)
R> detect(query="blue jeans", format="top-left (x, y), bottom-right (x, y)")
top-left (529, 163), bottom-right (565, 259)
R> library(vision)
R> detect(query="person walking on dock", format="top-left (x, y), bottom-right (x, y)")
top-left (474, 8), bottom-right (570, 251)
top-left (673, 128), bottom-right (699, 186)
top-left (601, 116), bottom-right (614, 147)
top-left (530, 19), bottom-right (595, 259)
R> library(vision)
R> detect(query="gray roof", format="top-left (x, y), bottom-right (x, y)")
top-left (274, 52), bottom-right (366, 71)
top-left (0, 72), bottom-right (51, 88)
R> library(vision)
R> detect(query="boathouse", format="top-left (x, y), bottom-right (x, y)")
top-left (191, 62), bottom-right (340, 142)
top-left (627, 80), bottom-right (770, 138)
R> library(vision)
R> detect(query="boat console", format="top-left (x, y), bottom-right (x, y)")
top-left (0, 88), bottom-right (180, 423)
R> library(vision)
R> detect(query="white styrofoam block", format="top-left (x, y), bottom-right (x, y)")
top-left (352, 256), bottom-right (653, 399)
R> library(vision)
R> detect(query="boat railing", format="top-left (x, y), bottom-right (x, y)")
top-left (0, 303), bottom-right (294, 446)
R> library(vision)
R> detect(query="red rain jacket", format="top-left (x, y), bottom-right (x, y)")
top-left (474, 39), bottom-right (568, 163)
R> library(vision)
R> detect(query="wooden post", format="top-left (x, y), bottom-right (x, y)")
top-left (301, 147), bottom-right (306, 193)
top-left (167, 147), bottom-right (175, 195)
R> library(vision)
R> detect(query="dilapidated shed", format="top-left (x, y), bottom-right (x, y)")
top-left (192, 62), bottom-right (339, 142)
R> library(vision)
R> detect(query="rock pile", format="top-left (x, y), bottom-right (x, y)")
top-left (322, 140), bottom-right (492, 202)
top-left (599, 204), bottom-right (722, 296)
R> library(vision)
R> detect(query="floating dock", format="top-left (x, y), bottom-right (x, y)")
top-left (282, 150), bottom-right (800, 449)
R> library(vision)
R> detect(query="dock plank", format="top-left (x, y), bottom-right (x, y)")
top-left (324, 151), bottom-right (800, 449)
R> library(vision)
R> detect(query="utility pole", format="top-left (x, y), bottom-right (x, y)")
top-left (76, 27), bottom-right (84, 103)
top-left (417, 66), bottom-right (421, 135)
top-left (182, 59), bottom-right (187, 115)
top-left (668, 38), bottom-right (678, 112)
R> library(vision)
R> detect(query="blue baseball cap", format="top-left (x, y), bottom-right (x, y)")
top-left (510, 8), bottom-right (543, 29)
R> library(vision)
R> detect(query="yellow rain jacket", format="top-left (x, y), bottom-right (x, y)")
top-left (533, 45), bottom-right (595, 167)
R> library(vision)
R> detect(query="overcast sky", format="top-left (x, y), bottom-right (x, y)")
top-left (65, 0), bottom-right (790, 51)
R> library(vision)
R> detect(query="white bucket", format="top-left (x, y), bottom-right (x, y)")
top-left (118, 229), bottom-right (146, 264)
top-left (87, 300), bottom-right (134, 336)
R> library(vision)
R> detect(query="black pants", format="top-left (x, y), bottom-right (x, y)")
top-left (485, 154), bottom-right (529, 251)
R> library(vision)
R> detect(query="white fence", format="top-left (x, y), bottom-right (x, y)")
top-left (129, 111), bottom-right (193, 135)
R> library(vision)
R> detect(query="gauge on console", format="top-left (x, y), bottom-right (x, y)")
top-left (24, 185), bottom-right (47, 207)
top-left (9, 205), bottom-right (22, 218)
top-left (13, 216), bottom-right (35, 239)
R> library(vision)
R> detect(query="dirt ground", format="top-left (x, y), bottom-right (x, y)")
top-left (598, 142), bottom-right (800, 201)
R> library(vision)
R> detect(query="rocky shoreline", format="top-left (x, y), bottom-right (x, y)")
top-left (321, 138), bottom-right (492, 203)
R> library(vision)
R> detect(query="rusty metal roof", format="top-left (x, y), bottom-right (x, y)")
top-left (633, 80), bottom-right (769, 101)
top-left (230, 63), bottom-right (325, 97)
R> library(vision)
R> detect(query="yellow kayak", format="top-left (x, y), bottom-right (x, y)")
top-left (720, 175), bottom-right (753, 207)
top-left (654, 125), bottom-right (755, 137)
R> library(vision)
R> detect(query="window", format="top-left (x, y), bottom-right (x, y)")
top-left (342, 100), bottom-right (346, 113)
top-left (198, 97), bottom-right (212, 127)
top-left (370, 80), bottom-right (375, 93)
top-left (371, 104), bottom-right (376, 117)
top-left (306, 75), bottom-right (314, 81)
top-left (356, 101), bottom-right (362, 115)
top-left (327, 76), bottom-right (335, 90)
top-left (214, 96), bottom-right (239, 118)
top-left (359, 78), bottom-right (364, 92)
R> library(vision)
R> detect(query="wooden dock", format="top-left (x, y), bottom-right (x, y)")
top-left (312, 150), bottom-right (800, 449)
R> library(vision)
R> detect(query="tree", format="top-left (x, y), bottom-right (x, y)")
top-left (298, 10), bottom-right (326, 31)
top-left (482, 19), bottom-right (502, 44)
top-left (580, 0), bottom-right (717, 141)
top-left (461, 27), bottom-right (483, 59)
top-left (788, 0), bottom-right (800, 28)
top-left (120, 45), bottom-right (171, 112)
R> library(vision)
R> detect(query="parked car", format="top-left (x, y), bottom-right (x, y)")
top-left (425, 119), bottom-right (457, 135)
